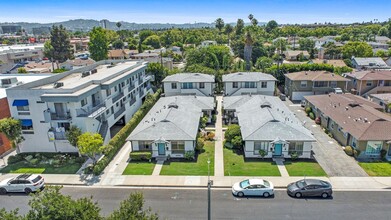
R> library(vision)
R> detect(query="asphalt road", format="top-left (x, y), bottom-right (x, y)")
top-left (1, 186), bottom-right (391, 220)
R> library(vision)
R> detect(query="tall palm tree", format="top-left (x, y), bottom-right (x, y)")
top-left (116, 22), bottom-right (122, 31)
top-left (244, 32), bottom-right (253, 71)
top-left (248, 14), bottom-right (254, 22)
top-left (251, 18), bottom-right (258, 27)
top-left (224, 24), bottom-right (233, 45)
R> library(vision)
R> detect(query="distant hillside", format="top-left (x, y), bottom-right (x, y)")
top-left (0, 19), bottom-right (266, 33)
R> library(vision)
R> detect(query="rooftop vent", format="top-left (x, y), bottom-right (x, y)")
top-left (168, 103), bottom-right (178, 109)
top-left (81, 71), bottom-right (91, 77)
top-left (54, 82), bottom-right (64, 88)
top-left (348, 102), bottom-right (360, 107)
top-left (261, 102), bottom-right (271, 108)
top-left (90, 68), bottom-right (98, 74)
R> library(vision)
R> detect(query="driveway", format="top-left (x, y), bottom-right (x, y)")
top-left (284, 100), bottom-right (368, 177)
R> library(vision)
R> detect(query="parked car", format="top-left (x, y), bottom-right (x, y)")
top-left (232, 179), bottom-right (274, 197)
top-left (333, 88), bottom-right (343, 94)
top-left (0, 174), bottom-right (45, 195)
top-left (287, 179), bottom-right (332, 198)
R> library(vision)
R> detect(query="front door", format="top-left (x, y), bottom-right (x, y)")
top-left (274, 143), bottom-right (282, 156)
top-left (158, 143), bottom-right (166, 155)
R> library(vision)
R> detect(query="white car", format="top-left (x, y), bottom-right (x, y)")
top-left (0, 174), bottom-right (45, 194)
top-left (232, 179), bottom-right (274, 197)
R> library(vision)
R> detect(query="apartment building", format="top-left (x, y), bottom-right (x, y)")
top-left (223, 72), bottom-right (276, 96)
top-left (343, 70), bottom-right (391, 96)
top-left (162, 73), bottom-right (215, 97)
top-left (0, 44), bottom-right (44, 73)
top-left (6, 60), bottom-right (152, 153)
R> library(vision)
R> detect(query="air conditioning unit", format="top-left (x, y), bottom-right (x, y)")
top-left (54, 82), bottom-right (64, 88)
top-left (90, 68), bottom-right (98, 74)
top-left (82, 71), bottom-right (91, 77)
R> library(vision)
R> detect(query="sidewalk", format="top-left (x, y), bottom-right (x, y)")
top-left (214, 96), bottom-right (224, 177)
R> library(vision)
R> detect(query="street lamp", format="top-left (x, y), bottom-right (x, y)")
top-left (207, 158), bottom-right (212, 220)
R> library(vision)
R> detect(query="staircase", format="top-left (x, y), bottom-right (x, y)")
top-left (99, 121), bottom-right (109, 140)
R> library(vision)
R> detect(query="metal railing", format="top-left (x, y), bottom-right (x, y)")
top-left (129, 98), bottom-right (136, 106)
top-left (76, 102), bottom-right (106, 117)
top-left (114, 106), bottom-right (125, 119)
top-left (112, 92), bottom-right (124, 103)
top-left (50, 112), bottom-right (71, 120)
top-left (139, 88), bottom-right (145, 98)
top-left (128, 83), bottom-right (135, 92)
top-left (54, 132), bottom-right (67, 140)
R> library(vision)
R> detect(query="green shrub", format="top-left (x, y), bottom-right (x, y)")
top-left (75, 157), bottom-right (86, 163)
top-left (290, 152), bottom-right (299, 160)
top-left (353, 149), bottom-right (361, 158)
top-left (24, 155), bottom-right (34, 162)
top-left (224, 141), bottom-right (233, 149)
top-left (309, 112), bottom-right (315, 120)
top-left (206, 132), bottom-right (215, 141)
top-left (184, 151), bottom-right (195, 160)
top-left (129, 152), bottom-right (152, 161)
top-left (258, 149), bottom-right (267, 159)
top-left (211, 115), bottom-right (217, 123)
top-left (7, 155), bottom-right (21, 164)
top-left (30, 158), bottom-right (40, 166)
top-left (92, 89), bottom-right (161, 175)
top-left (344, 146), bottom-right (354, 156)
top-left (196, 138), bottom-right (205, 151)
top-left (231, 136), bottom-right (243, 148)
top-left (305, 107), bottom-right (312, 114)
top-left (52, 159), bottom-right (61, 166)
top-left (225, 124), bottom-right (241, 142)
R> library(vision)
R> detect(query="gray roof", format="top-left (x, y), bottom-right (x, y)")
top-left (222, 72), bottom-right (277, 82)
top-left (127, 96), bottom-right (214, 141)
top-left (353, 57), bottom-right (388, 67)
top-left (224, 95), bottom-right (314, 141)
top-left (162, 73), bottom-right (215, 83)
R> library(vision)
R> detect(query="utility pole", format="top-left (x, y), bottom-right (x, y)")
top-left (207, 158), bottom-right (212, 220)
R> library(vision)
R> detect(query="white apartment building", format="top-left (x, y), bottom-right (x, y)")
top-left (0, 44), bottom-right (44, 73)
top-left (6, 60), bottom-right (153, 153)
top-left (223, 72), bottom-right (277, 96)
top-left (162, 73), bottom-right (215, 97)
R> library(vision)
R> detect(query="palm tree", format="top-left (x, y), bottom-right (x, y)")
top-left (244, 32), bottom-right (253, 71)
top-left (248, 14), bottom-right (254, 22)
top-left (251, 18), bottom-right (258, 27)
top-left (224, 24), bottom-right (233, 46)
top-left (215, 18), bottom-right (225, 34)
top-left (116, 22), bottom-right (122, 31)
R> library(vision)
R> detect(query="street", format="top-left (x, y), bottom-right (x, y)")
top-left (0, 186), bottom-right (390, 220)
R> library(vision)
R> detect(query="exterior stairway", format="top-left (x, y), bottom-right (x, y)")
top-left (99, 121), bottom-right (109, 140)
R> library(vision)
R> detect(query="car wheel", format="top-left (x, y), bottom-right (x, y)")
top-left (295, 192), bottom-right (302, 198)
top-left (237, 192), bottom-right (244, 197)
top-left (24, 188), bottom-right (32, 194)
top-left (0, 188), bottom-right (7, 195)
top-left (263, 192), bottom-right (270, 198)
top-left (321, 192), bottom-right (329, 198)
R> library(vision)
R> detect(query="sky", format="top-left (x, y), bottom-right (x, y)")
top-left (0, 0), bottom-right (390, 24)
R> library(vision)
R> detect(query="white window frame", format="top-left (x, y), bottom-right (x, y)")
top-left (365, 141), bottom-right (382, 155)
top-left (300, 81), bottom-right (307, 88)
top-left (171, 82), bottom-right (177, 89)
top-left (261, 81), bottom-right (267, 88)
top-left (366, 80), bottom-right (373, 87)
top-left (254, 141), bottom-right (269, 154)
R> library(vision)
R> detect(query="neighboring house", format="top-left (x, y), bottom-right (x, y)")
top-left (127, 96), bottom-right (214, 159)
top-left (351, 57), bottom-right (389, 70)
top-left (305, 93), bottom-right (391, 160)
top-left (70, 37), bottom-right (89, 52)
top-left (0, 74), bottom-right (51, 155)
top-left (162, 73), bottom-right (215, 97)
top-left (0, 44), bottom-right (44, 73)
top-left (284, 71), bottom-right (350, 101)
top-left (107, 49), bottom-right (132, 60)
top-left (6, 60), bottom-right (153, 153)
top-left (374, 35), bottom-right (391, 44)
top-left (24, 61), bottom-right (54, 73)
top-left (368, 42), bottom-right (389, 51)
top-left (343, 70), bottom-right (391, 96)
top-left (386, 57), bottom-right (391, 67)
top-left (314, 36), bottom-right (337, 49)
top-left (284, 50), bottom-right (310, 61)
top-left (223, 95), bottom-right (315, 159)
top-left (200, 40), bottom-right (217, 47)
top-left (309, 59), bottom-right (347, 68)
top-left (130, 52), bottom-right (159, 60)
top-left (368, 93), bottom-right (391, 113)
top-left (223, 72), bottom-right (276, 96)
top-left (60, 58), bottom-right (96, 71)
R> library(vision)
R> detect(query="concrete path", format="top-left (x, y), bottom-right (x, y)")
top-left (284, 101), bottom-right (368, 177)
top-left (152, 160), bottom-right (164, 176)
top-left (214, 96), bottom-right (224, 177)
top-left (274, 159), bottom-right (289, 177)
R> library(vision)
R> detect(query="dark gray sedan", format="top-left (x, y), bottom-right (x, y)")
top-left (287, 179), bottom-right (332, 198)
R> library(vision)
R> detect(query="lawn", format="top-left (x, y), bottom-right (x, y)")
top-left (359, 162), bottom-right (391, 176)
top-left (224, 148), bottom-right (280, 176)
top-left (0, 161), bottom-right (82, 174)
top-left (122, 162), bottom-right (156, 175)
top-left (160, 141), bottom-right (215, 176)
top-left (284, 161), bottom-right (327, 176)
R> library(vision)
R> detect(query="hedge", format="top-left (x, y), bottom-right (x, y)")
top-left (93, 89), bottom-right (162, 175)
top-left (129, 152), bottom-right (152, 161)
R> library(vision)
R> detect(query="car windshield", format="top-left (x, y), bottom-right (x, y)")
top-left (240, 180), bottom-right (250, 188)
top-left (296, 180), bottom-right (307, 188)
top-left (31, 176), bottom-right (42, 183)
top-left (263, 180), bottom-right (270, 188)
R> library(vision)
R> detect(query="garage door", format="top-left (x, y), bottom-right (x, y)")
top-left (291, 92), bottom-right (313, 101)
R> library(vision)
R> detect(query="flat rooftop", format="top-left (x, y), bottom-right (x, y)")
top-left (0, 44), bottom-right (44, 53)
top-left (0, 74), bottom-right (51, 98)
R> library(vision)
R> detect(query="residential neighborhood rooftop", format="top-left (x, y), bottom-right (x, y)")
top-left (369, 93), bottom-right (391, 103)
top-left (285, 71), bottom-right (350, 81)
top-left (343, 70), bottom-right (391, 81)
top-left (222, 72), bottom-right (277, 82)
top-left (162, 73), bottom-right (215, 83)
top-left (305, 93), bottom-right (391, 141)
top-left (0, 74), bottom-right (51, 98)
top-left (352, 57), bottom-right (388, 67)
top-left (127, 96), bottom-right (214, 141)
top-left (310, 59), bottom-right (347, 68)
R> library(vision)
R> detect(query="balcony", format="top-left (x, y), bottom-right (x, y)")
top-left (50, 112), bottom-right (71, 121)
top-left (112, 92), bottom-right (124, 103)
top-left (54, 132), bottom-right (67, 140)
top-left (128, 83), bottom-right (135, 92)
top-left (76, 102), bottom-right (106, 117)
top-left (114, 106), bottom-right (126, 119)
top-left (129, 98), bottom-right (136, 106)
top-left (139, 88), bottom-right (145, 98)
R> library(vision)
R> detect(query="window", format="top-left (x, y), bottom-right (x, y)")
top-left (81, 98), bottom-right (87, 107)
top-left (106, 89), bottom-right (111, 97)
top-left (121, 82), bottom-right (125, 88)
top-left (233, 82), bottom-right (238, 88)
top-left (171, 83), bottom-right (177, 89)
top-left (300, 81), bottom-right (307, 88)
top-left (289, 142), bottom-right (304, 155)
top-left (365, 141), bottom-right (382, 155)
top-left (21, 119), bottom-right (33, 131)
top-left (199, 82), bottom-right (205, 89)
top-left (254, 142), bottom-right (269, 154)
top-left (314, 81), bottom-right (328, 87)
top-left (351, 137), bottom-right (357, 148)
top-left (114, 85), bottom-right (118, 92)
top-left (171, 141), bottom-right (185, 154)
top-left (366, 81), bottom-right (373, 87)
top-left (17, 105), bottom-right (29, 111)
top-left (182, 82), bottom-right (193, 89)
top-left (111, 106), bottom-right (114, 114)
top-left (106, 109), bottom-right (110, 115)
top-left (139, 141), bottom-right (151, 151)
top-left (244, 82), bottom-right (256, 88)
top-left (330, 81), bottom-right (337, 88)
top-left (261, 82), bottom-right (267, 88)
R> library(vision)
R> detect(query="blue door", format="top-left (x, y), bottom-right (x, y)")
top-left (274, 143), bottom-right (282, 156)
top-left (158, 143), bottom-right (165, 155)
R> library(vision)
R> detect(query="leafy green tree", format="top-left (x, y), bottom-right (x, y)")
top-left (341, 41), bottom-right (373, 58)
top-left (49, 25), bottom-right (73, 68)
top-left (255, 57), bottom-right (273, 72)
top-left (77, 132), bottom-right (104, 166)
top-left (0, 208), bottom-right (23, 220)
top-left (231, 135), bottom-right (243, 148)
top-left (89, 27), bottom-right (109, 61)
top-left (0, 118), bottom-right (24, 150)
top-left (43, 40), bottom-right (54, 62)
top-left (112, 39), bottom-right (125, 49)
top-left (375, 50), bottom-right (388, 57)
top-left (143, 35), bottom-right (161, 49)
top-left (66, 125), bottom-right (82, 148)
top-left (146, 63), bottom-right (168, 87)
top-left (251, 18), bottom-right (258, 27)
top-left (107, 192), bottom-right (158, 220)
top-left (266, 20), bottom-right (278, 33)
top-left (298, 38), bottom-right (315, 51)
top-left (324, 42), bottom-right (342, 59)
top-left (224, 24), bottom-right (233, 44)
top-left (26, 186), bottom-right (102, 220)
top-left (235, 19), bottom-right (244, 36)
top-left (215, 18), bottom-right (225, 33)
top-left (17, 67), bottom-right (27, 73)
top-left (224, 124), bottom-right (241, 142)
